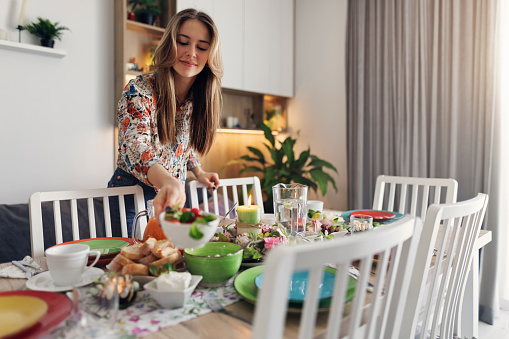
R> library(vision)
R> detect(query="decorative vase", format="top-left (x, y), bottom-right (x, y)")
top-left (40, 39), bottom-right (54, 48)
top-left (137, 12), bottom-right (155, 26)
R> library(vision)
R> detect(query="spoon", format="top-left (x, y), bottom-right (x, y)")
top-left (220, 202), bottom-right (238, 231)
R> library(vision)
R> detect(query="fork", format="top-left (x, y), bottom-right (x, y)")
top-left (205, 296), bottom-right (252, 324)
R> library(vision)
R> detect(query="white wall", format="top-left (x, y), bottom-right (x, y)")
top-left (291, 0), bottom-right (348, 210)
top-left (0, 0), bottom-right (115, 204)
top-left (0, 0), bottom-right (348, 209)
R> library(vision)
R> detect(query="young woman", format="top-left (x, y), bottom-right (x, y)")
top-left (108, 8), bottom-right (222, 235)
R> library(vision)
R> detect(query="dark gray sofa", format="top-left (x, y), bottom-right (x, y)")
top-left (0, 199), bottom-right (124, 263)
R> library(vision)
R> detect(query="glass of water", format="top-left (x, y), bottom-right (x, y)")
top-left (273, 183), bottom-right (308, 236)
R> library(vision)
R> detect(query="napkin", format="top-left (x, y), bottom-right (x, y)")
top-left (0, 256), bottom-right (43, 279)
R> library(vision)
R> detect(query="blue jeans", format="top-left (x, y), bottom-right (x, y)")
top-left (107, 168), bottom-right (157, 237)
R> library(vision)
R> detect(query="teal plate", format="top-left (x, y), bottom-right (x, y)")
top-left (234, 265), bottom-right (356, 313)
top-left (255, 270), bottom-right (336, 301)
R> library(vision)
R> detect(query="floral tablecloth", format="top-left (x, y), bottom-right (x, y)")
top-left (44, 279), bottom-right (241, 339)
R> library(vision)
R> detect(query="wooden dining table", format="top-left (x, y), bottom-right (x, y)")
top-left (0, 257), bottom-right (349, 339)
top-left (0, 222), bottom-right (492, 338)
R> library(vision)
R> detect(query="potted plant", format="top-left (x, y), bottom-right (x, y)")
top-left (23, 17), bottom-right (69, 48)
top-left (128, 0), bottom-right (162, 26)
top-left (225, 122), bottom-right (338, 212)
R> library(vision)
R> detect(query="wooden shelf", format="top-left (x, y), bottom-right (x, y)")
top-left (126, 20), bottom-right (165, 37)
top-left (0, 40), bottom-right (66, 58)
top-left (218, 128), bottom-right (279, 135)
top-left (126, 70), bottom-right (144, 76)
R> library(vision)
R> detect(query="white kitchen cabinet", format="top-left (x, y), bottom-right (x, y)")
top-left (177, 0), bottom-right (294, 97)
top-left (177, 0), bottom-right (244, 91)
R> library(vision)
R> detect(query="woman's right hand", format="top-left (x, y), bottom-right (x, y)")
top-left (148, 164), bottom-right (187, 218)
top-left (153, 181), bottom-right (187, 219)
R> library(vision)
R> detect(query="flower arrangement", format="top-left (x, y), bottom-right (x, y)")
top-left (211, 222), bottom-right (288, 261)
top-left (305, 211), bottom-right (348, 239)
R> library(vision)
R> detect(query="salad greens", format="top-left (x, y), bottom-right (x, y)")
top-left (164, 204), bottom-right (216, 240)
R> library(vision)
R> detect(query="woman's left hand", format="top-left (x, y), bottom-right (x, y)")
top-left (194, 168), bottom-right (220, 190)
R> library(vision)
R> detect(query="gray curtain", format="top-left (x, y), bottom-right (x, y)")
top-left (346, 0), bottom-right (499, 324)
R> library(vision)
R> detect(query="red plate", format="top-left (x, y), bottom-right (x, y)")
top-left (0, 290), bottom-right (72, 339)
top-left (350, 210), bottom-right (396, 221)
top-left (52, 237), bottom-right (134, 266)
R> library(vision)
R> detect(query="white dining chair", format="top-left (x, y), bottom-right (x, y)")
top-left (372, 175), bottom-right (458, 219)
top-left (29, 186), bottom-right (146, 258)
top-left (188, 176), bottom-right (264, 217)
top-left (252, 215), bottom-right (422, 339)
top-left (399, 193), bottom-right (489, 339)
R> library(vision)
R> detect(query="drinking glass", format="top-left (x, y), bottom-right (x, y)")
top-left (349, 215), bottom-right (373, 234)
top-left (273, 183), bottom-right (308, 236)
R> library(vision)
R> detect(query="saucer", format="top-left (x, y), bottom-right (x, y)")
top-left (26, 267), bottom-right (104, 292)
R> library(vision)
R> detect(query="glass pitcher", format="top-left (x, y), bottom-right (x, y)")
top-left (272, 183), bottom-right (308, 235)
top-left (132, 200), bottom-right (167, 243)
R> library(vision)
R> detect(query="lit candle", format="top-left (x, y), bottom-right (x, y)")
top-left (18, 0), bottom-right (27, 27)
top-left (237, 195), bottom-right (262, 225)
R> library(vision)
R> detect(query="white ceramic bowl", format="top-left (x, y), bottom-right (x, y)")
top-left (144, 275), bottom-right (202, 309)
top-left (159, 212), bottom-right (220, 249)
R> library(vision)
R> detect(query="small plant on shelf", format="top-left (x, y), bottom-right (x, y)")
top-left (128, 0), bottom-right (163, 25)
top-left (23, 17), bottom-right (70, 48)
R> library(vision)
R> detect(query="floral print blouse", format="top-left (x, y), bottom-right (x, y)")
top-left (115, 74), bottom-right (201, 189)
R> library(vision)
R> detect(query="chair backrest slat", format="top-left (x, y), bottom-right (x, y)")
top-left (87, 197), bottom-right (96, 238)
top-left (53, 201), bottom-right (63, 244)
top-left (71, 199), bottom-right (79, 239)
top-left (103, 195), bottom-right (112, 237)
top-left (118, 195), bottom-right (127, 238)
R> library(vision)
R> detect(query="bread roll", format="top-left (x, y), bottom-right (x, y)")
top-left (152, 240), bottom-right (177, 258)
top-left (140, 237), bottom-right (157, 256)
top-left (121, 263), bottom-right (149, 276)
top-left (106, 254), bottom-right (134, 273)
top-left (151, 252), bottom-right (180, 268)
top-left (120, 243), bottom-right (144, 260)
top-left (138, 253), bottom-right (158, 266)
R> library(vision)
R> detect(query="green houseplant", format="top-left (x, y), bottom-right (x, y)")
top-left (129, 0), bottom-right (162, 25)
top-left (225, 122), bottom-right (338, 212)
top-left (23, 17), bottom-right (69, 48)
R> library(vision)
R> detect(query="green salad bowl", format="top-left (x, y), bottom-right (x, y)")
top-left (184, 242), bottom-right (243, 287)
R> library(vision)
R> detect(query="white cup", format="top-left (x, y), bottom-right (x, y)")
top-left (45, 244), bottom-right (101, 286)
top-left (307, 200), bottom-right (324, 214)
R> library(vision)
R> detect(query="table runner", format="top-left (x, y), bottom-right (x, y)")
top-left (43, 280), bottom-right (241, 338)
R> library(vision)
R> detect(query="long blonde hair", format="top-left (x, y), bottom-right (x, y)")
top-left (153, 8), bottom-right (223, 154)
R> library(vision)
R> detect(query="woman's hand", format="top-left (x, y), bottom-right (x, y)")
top-left (148, 165), bottom-right (187, 218)
top-left (193, 167), bottom-right (220, 189)
top-left (153, 181), bottom-right (187, 218)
